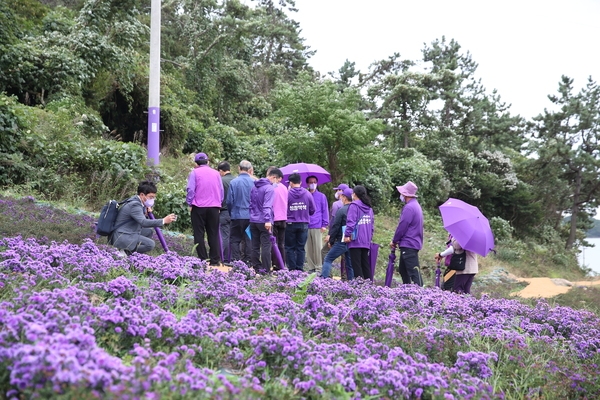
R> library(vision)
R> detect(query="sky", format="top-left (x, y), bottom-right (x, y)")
top-left (292, 0), bottom-right (600, 120)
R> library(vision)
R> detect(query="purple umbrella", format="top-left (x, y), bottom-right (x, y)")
top-left (384, 249), bottom-right (396, 287)
top-left (439, 198), bottom-right (495, 257)
top-left (270, 235), bottom-right (286, 270)
top-left (147, 212), bottom-right (169, 252)
top-left (369, 243), bottom-right (379, 281)
top-left (280, 163), bottom-right (331, 188)
top-left (435, 261), bottom-right (442, 289)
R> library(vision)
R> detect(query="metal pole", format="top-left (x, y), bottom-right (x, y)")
top-left (147, 0), bottom-right (161, 165)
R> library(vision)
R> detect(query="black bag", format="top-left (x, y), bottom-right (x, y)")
top-left (448, 250), bottom-right (467, 271)
top-left (96, 199), bottom-right (130, 236)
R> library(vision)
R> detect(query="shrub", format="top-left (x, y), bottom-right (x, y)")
top-left (490, 216), bottom-right (513, 241)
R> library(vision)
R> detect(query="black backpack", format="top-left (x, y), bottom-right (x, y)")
top-left (96, 199), bottom-right (130, 236)
top-left (448, 250), bottom-right (467, 271)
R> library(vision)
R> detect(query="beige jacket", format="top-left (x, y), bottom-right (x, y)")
top-left (440, 239), bottom-right (478, 275)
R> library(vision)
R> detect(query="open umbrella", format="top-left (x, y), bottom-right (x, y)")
top-left (439, 198), bottom-right (495, 257)
top-left (280, 163), bottom-right (331, 188)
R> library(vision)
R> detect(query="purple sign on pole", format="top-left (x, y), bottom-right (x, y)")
top-left (148, 107), bottom-right (160, 166)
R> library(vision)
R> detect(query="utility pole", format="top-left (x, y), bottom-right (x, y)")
top-left (147, 0), bottom-right (161, 165)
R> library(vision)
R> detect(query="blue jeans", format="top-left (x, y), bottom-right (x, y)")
top-left (285, 223), bottom-right (308, 271)
top-left (321, 242), bottom-right (353, 279)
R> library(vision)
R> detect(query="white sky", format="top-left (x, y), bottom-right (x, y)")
top-left (293, 0), bottom-right (600, 120)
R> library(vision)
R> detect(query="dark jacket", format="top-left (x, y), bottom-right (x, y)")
top-left (221, 173), bottom-right (234, 211)
top-left (328, 203), bottom-right (350, 245)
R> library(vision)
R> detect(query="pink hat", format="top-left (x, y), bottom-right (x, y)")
top-left (396, 181), bottom-right (418, 197)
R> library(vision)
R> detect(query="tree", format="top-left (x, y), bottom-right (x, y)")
top-left (270, 72), bottom-right (383, 185)
top-left (530, 76), bottom-right (600, 249)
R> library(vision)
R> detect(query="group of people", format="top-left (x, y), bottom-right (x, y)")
top-left (184, 154), bottom-right (378, 279)
top-left (110, 153), bottom-right (477, 293)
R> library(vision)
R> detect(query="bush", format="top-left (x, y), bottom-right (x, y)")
top-left (490, 216), bottom-right (513, 241)
top-left (388, 148), bottom-right (448, 209)
top-left (0, 94), bottom-right (32, 185)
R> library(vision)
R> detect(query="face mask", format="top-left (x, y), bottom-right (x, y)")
top-left (334, 192), bottom-right (340, 199)
top-left (308, 183), bottom-right (317, 190)
top-left (400, 195), bottom-right (405, 203)
top-left (273, 182), bottom-right (279, 188)
top-left (144, 198), bottom-right (155, 207)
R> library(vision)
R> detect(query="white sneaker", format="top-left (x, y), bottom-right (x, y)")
top-left (117, 249), bottom-right (127, 258)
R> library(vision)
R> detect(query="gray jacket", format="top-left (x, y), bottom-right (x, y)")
top-left (110, 195), bottom-right (164, 247)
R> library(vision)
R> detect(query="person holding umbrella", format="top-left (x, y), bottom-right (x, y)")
top-left (249, 168), bottom-right (280, 273)
top-left (390, 181), bottom-right (424, 286)
top-left (435, 238), bottom-right (478, 294)
top-left (437, 197), bottom-right (495, 294)
top-left (267, 166), bottom-right (288, 270)
top-left (344, 185), bottom-right (374, 280)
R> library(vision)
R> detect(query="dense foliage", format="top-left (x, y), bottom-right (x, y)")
top-left (1, 1), bottom-right (599, 254)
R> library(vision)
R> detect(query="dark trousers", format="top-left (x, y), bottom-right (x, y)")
top-left (453, 273), bottom-right (475, 294)
top-left (219, 210), bottom-right (231, 262)
top-left (250, 222), bottom-right (271, 273)
top-left (350, 247), bottom-right (371, 280)
top-left (285, 222), bottom-right (308, 271)
top-left (398, 247), bottom-right (422, 286)
top-left (191, 206), bottom-right (221, 265)
top-left (272, 221), bottom-right (286, 269)
top-left (230, 219), bottom-right (251, 263)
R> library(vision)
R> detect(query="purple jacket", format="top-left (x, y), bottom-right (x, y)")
top-left (330, 199), bottom-right (342, 228)
top-left (344, 200), bottom-right (374, 249)
top-left (392, 199), bottom-right (423, 250)
top-left (308, 190), bottom-right (329, 229)
top-left (186, 165), bottom-right (224, 208)
top-left (249, 178), bottom-right (274, 223)
top-left (272, 183), bottom-right (288, 222)
top-left (287, 187), bottom-right (315, 223)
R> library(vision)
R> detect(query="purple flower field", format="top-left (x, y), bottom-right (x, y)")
top-left (1, 236), bottom-right (599, 399)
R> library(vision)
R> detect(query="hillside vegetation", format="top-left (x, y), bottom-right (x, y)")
top-left (2, 0), bottom-right (599, 273)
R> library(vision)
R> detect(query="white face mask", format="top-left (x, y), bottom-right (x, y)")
top-left (334, 192), bottom-right (340, 199)
top-left (144, 198), bottom-right (155, 207)
top-left (400, 195), bottom-right (405, 203)
top-left (273, 182), bottom-right (279, 188)
top-left (308, 183), bottom-right (317, 190)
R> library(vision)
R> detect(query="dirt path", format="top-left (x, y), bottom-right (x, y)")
top-left (511, 277), bottom-right (600, 298)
